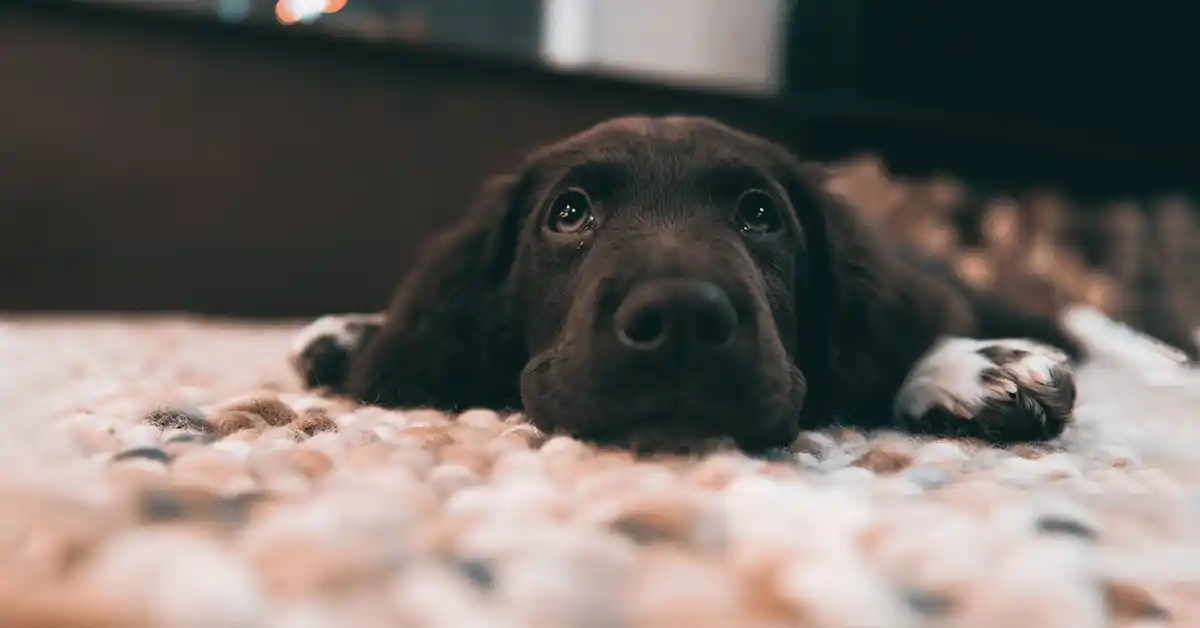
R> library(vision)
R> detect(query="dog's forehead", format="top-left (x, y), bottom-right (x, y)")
top-left (536, 117), bottom-right (774, 174)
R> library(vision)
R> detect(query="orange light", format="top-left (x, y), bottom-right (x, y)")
top-left (275, 0), bottom-right (346, 24)
top-left (275, 0), bottom-right (297, 24)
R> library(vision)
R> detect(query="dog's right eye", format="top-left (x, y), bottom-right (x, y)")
top-left (546, 189), bottom-right (595, 234)
top-left (736, 189), bottom-right (784, 234)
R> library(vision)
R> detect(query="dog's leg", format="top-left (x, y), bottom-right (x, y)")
top-left (288, 314), bottom-right (385, 391)
top-left (892, 337), bottom-right (1077, 443)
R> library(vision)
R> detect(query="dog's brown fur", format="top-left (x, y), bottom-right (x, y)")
top-left (331, 116), bottom-right (1086, 452)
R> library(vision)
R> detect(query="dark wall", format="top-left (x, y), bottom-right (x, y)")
top-left (1, 1), bottom-right (1195, 317)
top-left (783, 0), bottom-right (1199, 168)
top-left (856, 2), bottom-right (1196, 137)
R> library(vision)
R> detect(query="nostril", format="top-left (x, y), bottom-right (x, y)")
top-left (618, 309), bottom-right (666, 348)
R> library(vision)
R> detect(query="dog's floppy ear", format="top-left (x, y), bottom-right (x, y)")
top-left (779, 159), bottom-right (961, 424)
top-left (345, 173), bottom-right (531, 412)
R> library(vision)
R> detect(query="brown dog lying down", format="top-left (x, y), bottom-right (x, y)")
top-left (288, 115), bottom-right (1112, 453)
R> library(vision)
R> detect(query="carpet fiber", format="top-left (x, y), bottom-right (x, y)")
top-left (2, 314), bottom-right (1200, 628)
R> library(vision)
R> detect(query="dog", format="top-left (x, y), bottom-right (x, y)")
top-left (289, 115), bottom-right (1091, 453)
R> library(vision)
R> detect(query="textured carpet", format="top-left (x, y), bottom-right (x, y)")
top-left (2, 314), bottom-right (1200, 628)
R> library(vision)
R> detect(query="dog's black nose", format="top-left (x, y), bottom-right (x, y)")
top-left (614, 279), bottom-right (739, 352)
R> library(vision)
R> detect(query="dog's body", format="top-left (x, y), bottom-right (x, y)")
top-left (292, 116), bottom-right (1090, 452)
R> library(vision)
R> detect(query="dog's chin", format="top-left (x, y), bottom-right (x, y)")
top-left (518, 351), bottom-right (806, 455)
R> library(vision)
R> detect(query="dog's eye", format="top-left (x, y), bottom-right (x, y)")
top-left (547, 189), bottom-right (595, 234)
top-left (736, 190), bottom-right (783, 234)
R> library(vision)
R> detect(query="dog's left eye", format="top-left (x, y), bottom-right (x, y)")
top-left (547, 188), bottom-right (595, 234)
top-left (736, 190), bottom-right (783, 234)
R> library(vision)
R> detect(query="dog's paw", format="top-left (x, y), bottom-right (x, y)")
top-left (288, 313), bottom-right (384, 390)
top-left (893, 337), bottom-right (1077, 443)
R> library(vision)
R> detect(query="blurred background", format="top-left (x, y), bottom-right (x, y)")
top-left (1, 0), bottom-right (1197, 351)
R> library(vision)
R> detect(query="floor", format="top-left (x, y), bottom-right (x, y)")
top-left (2, 313), bottom-right (1200, 627)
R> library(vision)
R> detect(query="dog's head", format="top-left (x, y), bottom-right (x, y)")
top-left (356, 116), bottom-right (872, 452)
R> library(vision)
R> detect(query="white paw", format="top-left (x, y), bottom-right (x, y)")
top-left (288, 313), bottom-right (384, 390)
top-left (893, 337), bottom-right (1076, 442)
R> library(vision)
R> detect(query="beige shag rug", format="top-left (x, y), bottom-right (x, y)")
top-left (3, 314), bottom-right (1200, 628)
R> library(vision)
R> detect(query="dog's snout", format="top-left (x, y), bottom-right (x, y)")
top-left (613, 279), bottom-right (739, 352)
